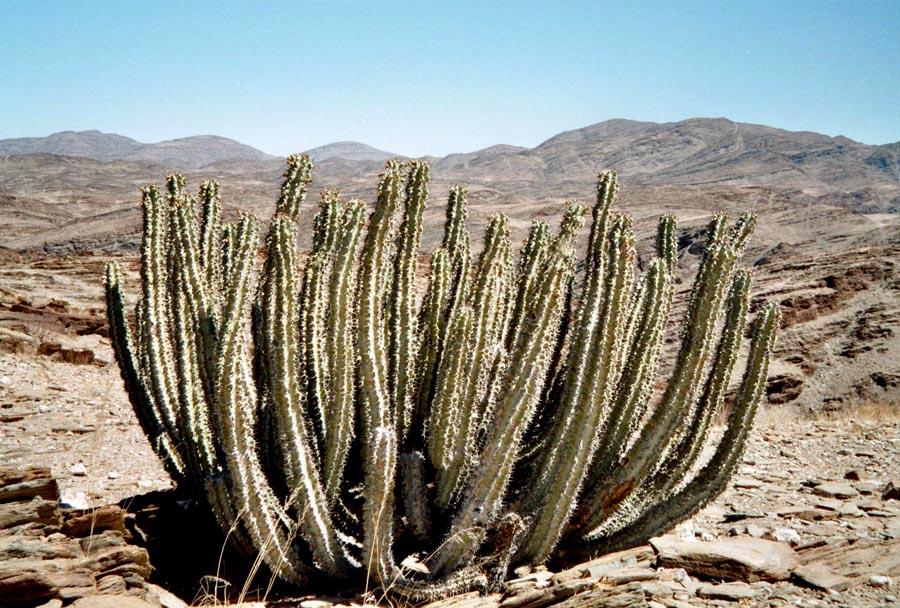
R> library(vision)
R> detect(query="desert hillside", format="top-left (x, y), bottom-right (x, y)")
top-left (0, 117), bottom-right (898, 416)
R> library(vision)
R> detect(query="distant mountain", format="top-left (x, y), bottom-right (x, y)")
top-left (434, 144), bottom-right (529, 171)
top-left (528, 118), bottom-right (900, 193)
top-left (5, 120), bottom-right (896, 208)
top-left (302, 141), bottom-right (397, 163)
top-left (420, 118), bottom-right (900, 214)
top-left (2, 119), bottom-right (899, 223)
top-left (0, 130), bottom-right (277, 169)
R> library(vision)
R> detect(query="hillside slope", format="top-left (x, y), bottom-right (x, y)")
top-left (0, 130), bottom-right (276, 169)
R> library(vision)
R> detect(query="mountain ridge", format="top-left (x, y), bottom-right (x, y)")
top-left (6, 118), bottom-right (897, 168)
top-left (302, 141), bottom-right (397, 163)
top-left (0, 130), bottom-right (277, 170)
top-left (1, 118), bottom-right (898, 232)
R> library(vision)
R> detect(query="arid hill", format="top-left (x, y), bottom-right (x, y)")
top-left (303, 140), bottom-right (398, 162)
top-left (0, 130), bottom-right (277, 170)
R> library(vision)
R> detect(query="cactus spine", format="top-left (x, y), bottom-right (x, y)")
top-left (106, 157), bottom-right (778, 600)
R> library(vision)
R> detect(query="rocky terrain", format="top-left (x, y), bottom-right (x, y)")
top-left (0, 301), bottom-right (897, 606)
top-left (2, 118), bottom-right (899, 252)
top-left (0, 118), bottom-right (898, 606)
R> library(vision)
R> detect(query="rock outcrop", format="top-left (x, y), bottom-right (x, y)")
top-left (0, 467), bottom-right (156, 607)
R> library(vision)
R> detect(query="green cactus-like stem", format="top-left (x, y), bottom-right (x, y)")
top-left (506, 220), bottom-right (550, 349)
top-left (442, 186), bottom-right (472, 327)
top-left (138, 186), bottom-right (183, 472)
top-left (198, 179), bottom-right (222, 293)
top-left (585, 171), bottom-right (618, 276)
top-left (656, 213), bottom-right (678, 271)
top-left (300, 250), bottom-right (332, 451)
top-left (429, 305), bottom-right (473, 507)
top-left (410, 187), bottom-right (472, 455)
top-left (389, 161), bottom-right (428, 444)
top-left (463, 214), bottom-right (512, 429)
top-left (581, 267), bottom-right (753, 543)
top-left (322, 200), bottom-right (366, 501)
top-left (213, 214), bottom-right (310, 583)
top-left (297, 193), bottom-right (344, 444)
top-left (588, 216), bottom-right (676, 479)
top-left (169, 203), bottom-right (251, 552)
top-left (255, 216), bottom-right (352, 576)
top-left (572, 212), bottom-right (756, 538)
top-left (410, 247), bottom-right (450, 448)
top-left (594, 301), bottom-right (780, 553)
top-left (220, 221), bottom-right (237, 292)
top-left (431, 218), bottom-right (578, 577)
top-left (275, 153), bottom-right (314, 220)
top-left (657, 269), bottom-right (753, 492)
top-left (516, 213), bottom-right (636, 563)
top-left (313, 190), bottom-right (344, 255)
top-left (105, 262), bottom-right (175, 476)
top-left (435, 214), bottom-right (512, 506)
top-left (508, 205), bottom-right (586, 450)
top-left (167, 193), bottom-right (217, 475)
top-left (358, 161), bottom-right (403, 583)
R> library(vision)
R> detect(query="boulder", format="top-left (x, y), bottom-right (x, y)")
top-left (883, 480), bottom-right (900, 501)
top-left (650, 535), bottom-right (800, 582)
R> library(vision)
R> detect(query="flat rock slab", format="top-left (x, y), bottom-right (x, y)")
top-left (650, 535), bottom-right (800, 582)
top-left (601, 567), bottom-right (658, 585)
top-left (552, 545), bottom-right (653, 584)
top-left (0, 496), bottom-right (61, 530)
top-left (424, 591), bottom-right (501, 608)
top-left (70, 596), bottom-right (157, 608)
top-left (791, 563), bottom-right (853, 591)
top-left (812, 482), bottom-right (859, 499)
top-left (696, 581), bottom-right (756, 600)
top-left (732, 478), bottom-right (763, 489)
top-left (62, 505), bottom-right (126, 538)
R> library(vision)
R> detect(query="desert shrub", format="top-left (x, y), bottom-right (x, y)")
top-left (105, 156), bottom-right (778, 600)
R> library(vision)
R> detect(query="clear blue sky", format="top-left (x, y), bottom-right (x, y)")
top-left (1, 1), bottom-right (898, 157)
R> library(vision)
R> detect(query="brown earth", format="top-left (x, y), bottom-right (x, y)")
top-left (0, 246), bottom-right (897, 607)
top-left (0, 118), bottom-right (898, 606)
top-left (0, 307), bottom-right (897, 606)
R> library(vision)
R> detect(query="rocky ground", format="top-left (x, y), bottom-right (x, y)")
top-left (2, 339), bottom-right (898, 607)
top-left (0, 252), bottom-right (898, 607)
